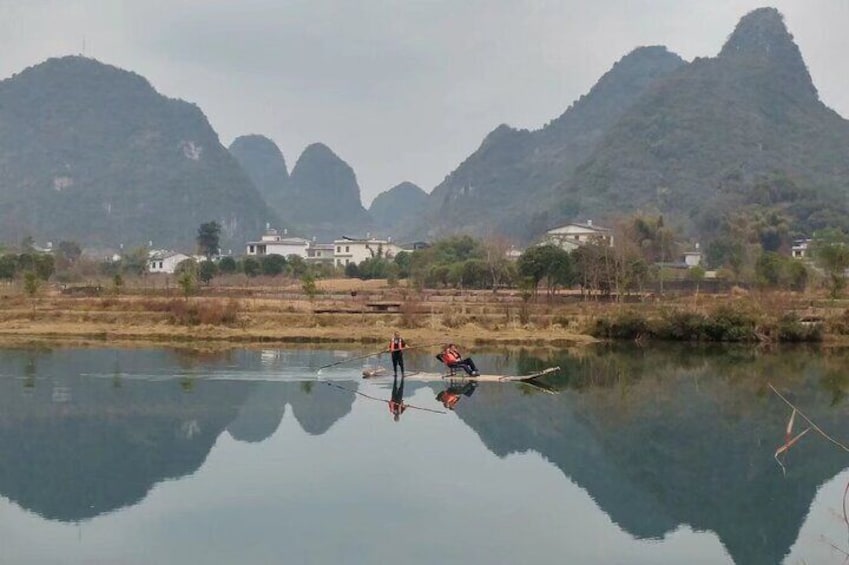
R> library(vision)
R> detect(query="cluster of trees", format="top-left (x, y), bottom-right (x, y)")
top-left (409, 236), bottom-right (515, 289)
top-left (696, 205), bottom-right (849, 295)
top-left (10, 212), bottom-right (849, 300)
top-left (339, 236), bottom-right (515, 289)
top-left (0, 251), bottom-right (55, 282)
top-left (332, 212), bottom-right (849, 298)
top-left (808, 229), bottom-right (849, 298)
top-left (174, 253), bottom-right (331, 284)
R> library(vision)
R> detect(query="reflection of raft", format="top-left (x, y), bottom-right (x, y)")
top-left (362, 366), bottom-right (560, 389)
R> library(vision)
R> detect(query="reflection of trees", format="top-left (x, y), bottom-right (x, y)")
top-left (171, 348), bottom-right (234, 372)
top-left (817, 349), bottom-right (849, 407)
top-left (461, 344), bottom-right (849, 565)
top-left (514, 343), bottom-right (822, 392)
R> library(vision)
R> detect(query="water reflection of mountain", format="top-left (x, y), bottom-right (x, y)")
top-left (0, 348), bottom-right (356, 522)
top-left (227, 380), bottom-right (356, 440)
top-left (452, 347), bottom-right (849, 565)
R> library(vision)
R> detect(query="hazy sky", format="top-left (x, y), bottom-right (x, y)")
top-left (0, 1), bottom-right (846, 204)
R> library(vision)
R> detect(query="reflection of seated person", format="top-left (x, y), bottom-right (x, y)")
top-left (436, 381), bottom-right (477, 410)
top-left (436, 344), bottom-right (479, 376)
top-left (388, 374), bottom-right (406, 422)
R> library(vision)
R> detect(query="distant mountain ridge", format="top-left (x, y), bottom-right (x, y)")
top-left (557, 7), bottom-right (849, 236)
top-left (229, 137), bottom-right (376, 241)
top-left (369, 181), bottom-right (428, 234)
top-left (408, 7), bottom-right (849, 243)
top-left (0, 56), bottom-right (277, 249)
top-left (410, 46), bottom-right (686, 241)
top-left (5, 7), bottom-right (845, 250)
top-left (229, 134), bottom-right (290, 218)
top-left (286, 143), bottom-right (373, 240)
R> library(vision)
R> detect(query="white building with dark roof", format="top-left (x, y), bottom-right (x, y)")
top-left (792, 238), bottom-right (812, 259)
top-left (148, 251), bottom-right (192, 274)
top-left (246, 228), bottom-right (310, 259)
top-left (543, 221), bottom-right (613, 252)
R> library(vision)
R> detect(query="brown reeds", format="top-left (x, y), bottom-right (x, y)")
top-left (769, 383), bottom-right (849, 476)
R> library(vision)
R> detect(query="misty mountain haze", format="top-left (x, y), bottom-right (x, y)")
top-left (0, 7), bottom-right (846, 250)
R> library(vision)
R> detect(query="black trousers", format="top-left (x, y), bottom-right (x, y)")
top-left (449, 358), bottom-right (477, 375)
top-left (391, 351), bottom-right (404, 375)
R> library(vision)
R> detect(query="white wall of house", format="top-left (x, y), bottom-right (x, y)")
top-left (543, 222), bottom-right (614, 252)
top-left (307, 244), bottom-right (336, 264)
top-left (684, 252), bottom-right (702, 268)
top-left (333, 238), bottom-right (401, 267)
top-left (792, 239), bottom-right (811, 259)
top-left (149, 253), bottom-right (191, 274)
top-left (246, 237), bottom-right (310, 258)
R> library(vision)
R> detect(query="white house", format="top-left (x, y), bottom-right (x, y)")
top-left (333, 236), bottom-right (401, 267)
top-left (246, 228), bottom-right (310, 259)
top-left (792, 238), bottom-right (812, 259)
top-left (543, 221), bottom-right (613, 252)
top-left (683, 252), bottom-right (702, 268)
top-left (149, 251), bottom-right (192, 274)
top-left (307, 243), bottom-right (336, 265)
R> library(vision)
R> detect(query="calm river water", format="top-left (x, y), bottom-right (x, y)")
top-left (0, 344), bottom-right (848, 564)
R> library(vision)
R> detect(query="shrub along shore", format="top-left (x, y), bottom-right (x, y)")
top-left (0, 277), bottom-right (846, 348)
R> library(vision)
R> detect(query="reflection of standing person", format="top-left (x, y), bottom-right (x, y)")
top-left (389, 331), bottom-right (406, 378)
top-left (389, 373), bottom-right (406, 422)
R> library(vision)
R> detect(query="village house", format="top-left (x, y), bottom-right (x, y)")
top-left (148, 250), bottom-right (192, 274)
top-left (791, 238), bottom-right (811, 259)
top-left (246, 228), bottom-right (310, 259)
top-left (306, 242), bottom-right (336, 265)
top-left (543, 221), bottom-right (613, 252)
top-left (333, 235), bottom-right (401, 267)
top-left (505, 246), bottom-right (522, 261)
top-left (683, 244), bottom-right (703, 268)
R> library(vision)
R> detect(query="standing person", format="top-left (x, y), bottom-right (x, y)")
top-left (389, 331), bottom-right (407, 378)
top-left (439, 343), bottom-right (479, 377)
top-left (388, 373), bottom-right (406, 422)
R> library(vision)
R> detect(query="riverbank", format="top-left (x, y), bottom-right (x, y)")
top-left (0, 279), bottom-right (596, 348)
top-left (0, 277), bottom-right (845, 349)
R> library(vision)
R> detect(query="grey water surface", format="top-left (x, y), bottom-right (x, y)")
top-left (0, 344), bottom-right (847, 565)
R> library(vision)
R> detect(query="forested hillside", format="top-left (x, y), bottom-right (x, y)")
top-left (369, 181), bottom-right (428, 235)
top-left (0, 56), bottom-right (277, 249)
top-left (411, 46), bottom-right (685, 241)
top-left (557, 7), bottom-right (849, 240)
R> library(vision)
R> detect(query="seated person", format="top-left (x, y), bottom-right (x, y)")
top-left (438, 343), bottom-right (479, 376)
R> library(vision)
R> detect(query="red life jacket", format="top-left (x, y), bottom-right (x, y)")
top-left (443, 393), bottom-right (460, 409)
top-left (442, 349), bottom-right (459, 365)
top-left (389, 338), bottom-right (404, 351)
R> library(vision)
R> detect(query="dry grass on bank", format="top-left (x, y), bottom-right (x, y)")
top-left (0, 284), bottom-right (593, 347)
top-left (1, 278), bottom-right (848, 347)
